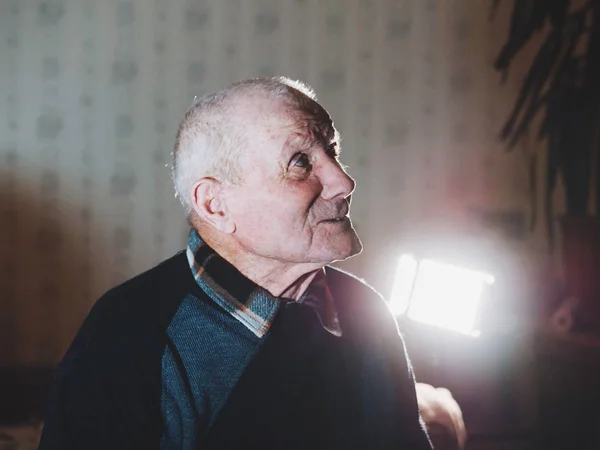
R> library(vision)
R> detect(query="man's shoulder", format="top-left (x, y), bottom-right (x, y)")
top-left (325, 265), bottom-right (385, 303)
top-left (325, 265), bottom-right (397, 327)
top-left (106, 250), bottom-right (190, 298)
top-left (65, 251), bottom-right (196, 359)
top-left (94, 251), bottom-right (192, 320)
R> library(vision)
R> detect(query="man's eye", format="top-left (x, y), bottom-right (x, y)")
top-left (291, 152), bottom-right (312, 170)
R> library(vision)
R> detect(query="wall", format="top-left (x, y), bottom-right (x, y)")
top-left (0, 0), bottom-right (539, 365)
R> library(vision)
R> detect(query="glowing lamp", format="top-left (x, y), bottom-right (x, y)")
top-left (389, 254), bottom-right (494, 336)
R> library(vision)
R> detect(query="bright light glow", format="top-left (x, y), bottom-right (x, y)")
top-left (388, 254), bottom-right (418, 316)
top-left (389, 255), bottom-right (494, 336)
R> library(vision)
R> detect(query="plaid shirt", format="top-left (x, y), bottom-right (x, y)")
top-left (186, 228), bottom-right (342, 337)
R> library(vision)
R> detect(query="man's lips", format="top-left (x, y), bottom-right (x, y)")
top-left (317, 201), bottom-right (351, 223)
top-left (321, 215), bottom-right (350, 223)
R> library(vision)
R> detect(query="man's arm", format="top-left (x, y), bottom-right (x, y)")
top-left (40, 358), bottom-right (122, 449)
top-left (380, 318), bottom-right (435, 449)
top-left (39, 355), bottom-right (158, 450)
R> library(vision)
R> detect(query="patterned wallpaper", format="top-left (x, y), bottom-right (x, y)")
top-left (0, 0), bottom-right (534, 364)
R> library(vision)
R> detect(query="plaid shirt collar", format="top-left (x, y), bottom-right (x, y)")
top-left (186, 228), bottom-right (341, 338)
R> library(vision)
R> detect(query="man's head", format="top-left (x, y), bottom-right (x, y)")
top-left (172, 77), bottom-right (362, 269)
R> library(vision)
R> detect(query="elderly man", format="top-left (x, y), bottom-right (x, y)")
top-left (39, 77), bottom-right (464, 449)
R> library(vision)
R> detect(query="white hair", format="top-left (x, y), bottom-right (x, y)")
top-left (171, 76), bottom-right (318, 216)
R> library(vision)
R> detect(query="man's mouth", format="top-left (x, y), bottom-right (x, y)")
top-left (320, 202), bottom-right (351, 223)
top-left (322, 216), bottom-right (349, 223)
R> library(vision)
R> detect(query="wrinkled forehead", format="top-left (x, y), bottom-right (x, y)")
top-left (239, 94), bottom-right (336, 145)
top-left (290, 101), bottom-right (337, 143)
top-left (289, 94), bottom-right (334, 135)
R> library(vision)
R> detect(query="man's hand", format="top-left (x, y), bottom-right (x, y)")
top-left (415, 383), bottom-right (467, 449)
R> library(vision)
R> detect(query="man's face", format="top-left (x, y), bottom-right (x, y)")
top-left (224, 96), bottom-right (363, 266)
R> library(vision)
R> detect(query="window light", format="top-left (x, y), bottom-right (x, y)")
top-left (389, 254), bottom-right (494, 336)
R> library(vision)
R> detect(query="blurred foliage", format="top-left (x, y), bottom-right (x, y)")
top-left (491, 0), bottom-right (600, 245)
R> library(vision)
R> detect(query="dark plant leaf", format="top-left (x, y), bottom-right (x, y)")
top-left (545, 132), bottom-right (560, 248)
top-left (495, 0), bottom-right (556, 71)
top-left (493, 0), bottom-right (600, 243)
top-left (500, 31), bottom-right (562, 146)
top-left (529, 153), bottom-right (538, 231)
top-left (548, 0), bottom-right (570, 28)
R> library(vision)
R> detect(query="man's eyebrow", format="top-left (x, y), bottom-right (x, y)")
top-left (284, 130), bottom-right (319, 150)
top-left (323, 123), bottom-right (337, 141)
top-left (307, 120), bottom-right (339, 146)
top-left (282, 117), bottom-right (339, 153)
top-left (281, 133), bottom-right (309, 161)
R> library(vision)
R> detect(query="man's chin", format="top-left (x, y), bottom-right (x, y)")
top-left (346, 236), bottom-right (364, 259)
top-left (330, 232), bottom-right (363, 262)
top-left (350, 238), bottom-right (364, 257)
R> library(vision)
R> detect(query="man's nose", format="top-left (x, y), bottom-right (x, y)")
top-left (319, 159), bottom-right (356, 200)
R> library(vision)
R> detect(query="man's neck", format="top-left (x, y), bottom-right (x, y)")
top-left (201, 231), bottom-right (323, 300)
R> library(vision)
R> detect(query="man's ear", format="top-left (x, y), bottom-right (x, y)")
top-left (191, 178), bottom-right (236, 234)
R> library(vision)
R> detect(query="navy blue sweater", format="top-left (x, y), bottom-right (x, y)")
top-left (39, 249), bottom-right (431, 449)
